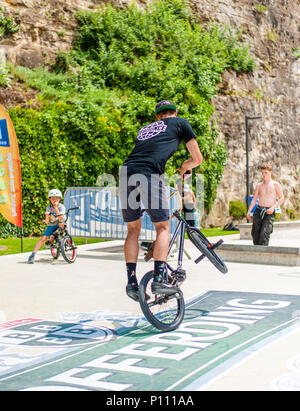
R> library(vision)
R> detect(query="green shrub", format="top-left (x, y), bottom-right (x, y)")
top-left (229, 200), bottom-right (247, 221)
top-left (0, 215), bottom-right (19, 238)
top-left (0, 6), bottom-right (20, 39)
top-left (6, 0), bottom-right (256, 236)
top-left (292, 48), bottom-right (300, 59)
top-left (0, 60), bottom-right (12, 87)
top-left (253, 4), bottom-right (267, 14)
top-left (286, 208), bottom-right (297, 220)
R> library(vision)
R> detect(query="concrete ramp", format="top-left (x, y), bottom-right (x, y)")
top-left (214, 222), bottom-right (300, 266)
top-left (218, 242), bottom-right (300, 266)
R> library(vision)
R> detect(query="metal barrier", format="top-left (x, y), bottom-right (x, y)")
top-left (64, 187), bottom-right (180, 241)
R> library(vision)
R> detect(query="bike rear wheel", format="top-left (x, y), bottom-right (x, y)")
top-left (187, 229), bottom-right (228, 274)
top-left (61, 236), bottom-right (77, 263)
top-left (50, 236), bottom-right (60, 259)
top-left (138, 271), bottom-right (185, 332)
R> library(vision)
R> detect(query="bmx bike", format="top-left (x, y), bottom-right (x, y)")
top-left (49, 207), bottom-right (79, 263)
top-left (138, 189), bottom-right (228, 332)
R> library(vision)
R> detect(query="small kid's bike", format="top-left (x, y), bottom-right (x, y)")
top-left (49, 207), bottom-right (79, 264)
top-left (138, 184), bottom-right (227, 332)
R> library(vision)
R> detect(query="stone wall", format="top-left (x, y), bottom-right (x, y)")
top-left (1, 0), bottom-right (299, 225)
top-left (192, 0), bottom-right (300, 225)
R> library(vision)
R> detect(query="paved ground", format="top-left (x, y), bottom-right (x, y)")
top-left (0, 232), bottom-right (300, 391)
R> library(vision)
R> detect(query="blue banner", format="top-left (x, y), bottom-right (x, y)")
top-left (64, 187), bottom-right (179, 240)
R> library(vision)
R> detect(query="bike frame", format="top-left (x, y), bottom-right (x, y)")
top-left (167, 211), bottom-right (188, 273)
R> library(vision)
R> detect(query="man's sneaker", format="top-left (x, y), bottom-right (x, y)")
top-left (126, 283), bottom-right (139, 302)
top-left (151, 280), bottom-right (180, 296)
top-left (27, 253), bottom-right (35, 264)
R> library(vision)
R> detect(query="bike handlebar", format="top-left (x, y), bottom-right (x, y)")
top-left (49, 206), bottom-right (80, 222)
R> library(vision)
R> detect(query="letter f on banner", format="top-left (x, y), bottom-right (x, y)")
top-left (0, 105), bottom-right (22, 228)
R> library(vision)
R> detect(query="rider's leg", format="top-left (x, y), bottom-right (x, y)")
top-left (28, 224), bottom-right (59, 264)
top-left (124, 219), bottom-right (142, 301)
top-left (153, 220), bottom-right (169, 260)
top-left (153, 220), bottom-right (169, 282)
top-left (28, 235), bottom-right (49, 263)
top-left (151, 219), bottom-right (180, 294)
top-left (124, 219), bottom-right (142, 265)
top-left (33, 236), bottom-right (49, 253)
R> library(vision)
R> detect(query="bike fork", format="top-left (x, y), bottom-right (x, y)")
top-left (177, 221), bottom-right (186, 269)
top-left (167, 220), bottom-right (186, 269)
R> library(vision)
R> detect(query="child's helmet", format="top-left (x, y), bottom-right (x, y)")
top-left (48, 189), bottom-right (62, 199)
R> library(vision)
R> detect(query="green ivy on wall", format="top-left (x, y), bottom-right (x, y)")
top-left (3, 0), bottom-right (255, 236)
top-left (0, 6), bottom-right (20, 39)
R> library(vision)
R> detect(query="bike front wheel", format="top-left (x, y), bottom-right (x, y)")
top-left (138, 271), bottom-right (185, 332)
top-left (60, 236), bottom-right (77, 263)
top-left (187, 229), bottom-right (228, 274)
top-left (50, 236), bottom-right (60, 259)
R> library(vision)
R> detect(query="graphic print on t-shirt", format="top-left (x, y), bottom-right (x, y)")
top-left (137, 121), bottom-right (168, 141)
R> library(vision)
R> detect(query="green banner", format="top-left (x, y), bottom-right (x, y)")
top-left (0, 290), bottom-right (299, 391)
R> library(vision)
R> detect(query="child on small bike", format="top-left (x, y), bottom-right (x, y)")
top-left (27, 189), bottom-right (65, 264)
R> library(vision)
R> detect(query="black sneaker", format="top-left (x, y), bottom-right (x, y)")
top-left (126, 283), bottom-right (139, 302)
top-left (151, 280), bottom-right (180, 295)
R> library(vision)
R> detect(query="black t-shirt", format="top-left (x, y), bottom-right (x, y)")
top-left (122, 117), bottom-right (196, 176)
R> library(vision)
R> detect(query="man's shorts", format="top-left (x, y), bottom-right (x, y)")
top-left (119, 173), bottom-right (169, 223)
top-left (43, 224), bottom-right (59, 237)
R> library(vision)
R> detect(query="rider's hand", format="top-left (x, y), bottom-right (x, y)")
top-left (180, 163), bottom-right (192, 180)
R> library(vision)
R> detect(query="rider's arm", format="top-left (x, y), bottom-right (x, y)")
top-left (56, 211), bottom-right (64, 224)
top-left (44, 212), bottom-right (50, 225)
top-left (180, 139), bottom-right (202, 178)
top-left (52, 202), bottom-right (64, 223)
top-left (52, 203), bottom-right (65, 229)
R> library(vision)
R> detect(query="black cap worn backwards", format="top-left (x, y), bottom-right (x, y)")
top-left (155, 100), bottom-right (177, 114)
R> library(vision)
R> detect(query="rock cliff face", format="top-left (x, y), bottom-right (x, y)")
top-left (192, 0), bottom-right (300, 225)
top-left (1, 0), bottom-right (299, 224)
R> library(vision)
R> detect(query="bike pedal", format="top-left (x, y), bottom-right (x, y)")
top-left (174, 268), bottom-right (186, 282)
top-left (195, 254), bottom-right (205, 264)
top-left (210, 239), bottom-right (224, 250)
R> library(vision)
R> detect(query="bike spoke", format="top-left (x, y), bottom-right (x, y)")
top-left (139, 271), bottom-right (185, 331)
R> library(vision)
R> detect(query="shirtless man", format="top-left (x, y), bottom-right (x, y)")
top-left (247, 164), bottom-right (284, 245)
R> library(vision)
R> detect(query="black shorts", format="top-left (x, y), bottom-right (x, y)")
top-left (119, 173), bottom-right (169, 223)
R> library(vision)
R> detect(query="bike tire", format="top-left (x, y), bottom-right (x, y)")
top-left (60, 236), bottom-right (77, 263)
top-left (187, 229), bottom-right (228, 274)
top-left (138, 270), bottom-right (185, 332)
top-left (50, 236), bottom-right (60, 259)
